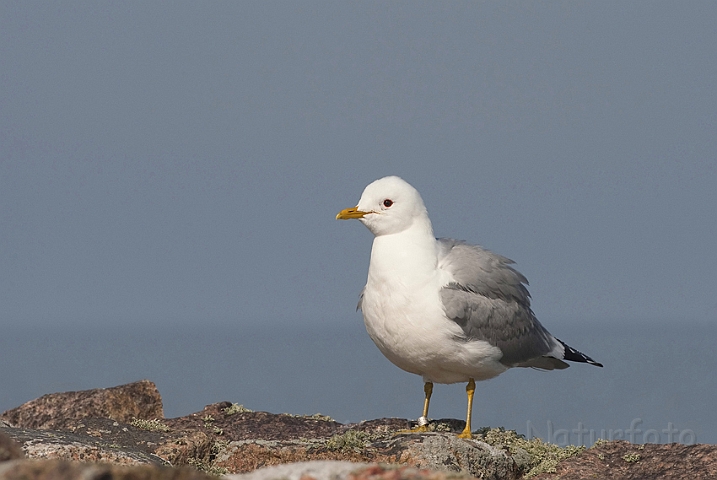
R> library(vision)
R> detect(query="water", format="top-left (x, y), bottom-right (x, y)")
top-left (0, 319), bottom-right (713, 446)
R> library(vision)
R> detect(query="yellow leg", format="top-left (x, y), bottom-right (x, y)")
top-left (398, 381), bottom-right (433, 434)
top-left (457, 378), bottom-right (475, 439)
top-left (417, 381), bottom-right (433, 428)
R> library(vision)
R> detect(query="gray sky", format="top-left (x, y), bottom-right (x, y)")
top-left (2, 2), bottom-right (716, 329)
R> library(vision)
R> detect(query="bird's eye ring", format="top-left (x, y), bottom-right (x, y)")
top-left (383, 199), bottom-right (393, 208)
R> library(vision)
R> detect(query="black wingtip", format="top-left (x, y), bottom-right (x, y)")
top-left (557, 338), bottom-right (603, 368)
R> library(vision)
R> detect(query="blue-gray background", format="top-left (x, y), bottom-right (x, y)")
top-left (1, 2), bottom-right (715, 445)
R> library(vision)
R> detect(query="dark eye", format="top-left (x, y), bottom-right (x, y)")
top-left (383, 199), bottom-right (393, 208)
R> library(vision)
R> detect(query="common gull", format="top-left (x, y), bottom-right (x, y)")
top-left (336, 176), bottom-right (602, 439)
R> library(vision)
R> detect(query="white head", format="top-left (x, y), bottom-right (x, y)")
top-left (336, 176), bottom-right (432, 237)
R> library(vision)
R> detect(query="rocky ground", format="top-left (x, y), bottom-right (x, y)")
top-left (0, 380), bottom-right (715, 479)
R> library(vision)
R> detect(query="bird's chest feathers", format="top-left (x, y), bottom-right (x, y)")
top-left (361, 280), bottom-right (445, 372)
top-left (360, 235), bottom-right (452, 365)
top-left (363, 236), bottom-right (440, 318)
top-left (363, 276), bottom-right (433, 323)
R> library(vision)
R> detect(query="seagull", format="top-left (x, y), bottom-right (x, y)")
top-left (336, 176), bottom-right (602, 439)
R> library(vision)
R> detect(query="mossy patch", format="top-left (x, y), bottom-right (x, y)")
top-left (304, 413), bottom-right (334, 422)
top-left (423, 421), bottom-right (454, 432)
top-left (325, 429), bottom-right (379, 453)
top-left (186, 457), bottom-right (228, 476)
top-left (623, 452), bottom-right (641, 463)
top-left (130, 418), bottom-right (171, 432)
top-left (283, 412), bottom-right (335, 422)
top-left (223, 403), bottom-right (252, 415)
top-left (475, 427), bottom-right (585, 478)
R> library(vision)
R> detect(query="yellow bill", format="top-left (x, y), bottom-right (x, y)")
top-left (336, 207), bottom-right (368, 220)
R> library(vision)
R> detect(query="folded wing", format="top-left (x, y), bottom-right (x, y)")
top-left (437, 238), bottom-right (569, 370)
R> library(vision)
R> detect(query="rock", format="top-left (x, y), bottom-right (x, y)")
top-left (534, 439), bottom-right (717, 480)
top-left (0, 459), bottom-right (216, 480)
top-left (1, 423), bottom-right (168, 466)
top-left (0, 393), bottom-right (527, 478)
top-left (344, 464), bottom-right (484, 480)
top-left (224, 460), bottom-right (370, 480)
top-left (384, 433), bottom-right (523, 479)
top-left (162, 402), bottom-right (346, 442)
top-left (3, 381), bottom-right (717, 479)
top-left (181, 407), bottom-right (525, 478)
top-left (225, 461), bottom-right (480, 480)
top-left (1, 380), bottom-right (163, 430)
top-left (0, 432), bottom-right (23, 462)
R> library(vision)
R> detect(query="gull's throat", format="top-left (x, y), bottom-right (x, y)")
top-left (367, 221), bottom-right (438, 288)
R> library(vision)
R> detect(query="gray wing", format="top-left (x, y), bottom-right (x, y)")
top-left (437, 238), bottom-right (568, 369)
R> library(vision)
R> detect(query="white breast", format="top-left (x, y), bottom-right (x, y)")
top-left (361, 262), bottom-right (507, 384)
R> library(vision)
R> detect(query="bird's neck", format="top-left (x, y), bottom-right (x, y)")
top-left (367, 219), bottom-right (438, 287)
